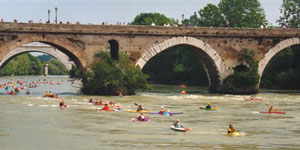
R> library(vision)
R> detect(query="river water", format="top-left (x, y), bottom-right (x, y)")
top-left (0, 76), bottom-right (299, 150)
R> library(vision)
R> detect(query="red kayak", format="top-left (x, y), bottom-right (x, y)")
top-left (96, 108), bottom-right (118, 111)
top-left (259, 111), bottom-right (285, 114)
top-left (245, 97), bottom-right (263, 101)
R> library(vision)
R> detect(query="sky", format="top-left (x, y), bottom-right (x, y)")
top-left (0, 0), bottom-right (282, 25)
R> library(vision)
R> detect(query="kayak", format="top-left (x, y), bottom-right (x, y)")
top-left (245, 97), bottom-right (263, 101)
top-left (199, 106), bottom-right (217, 110)
top-left (170, 126), bottom-right (190, 132)
top-left (259, 111), bottom-right (285, 114)
top-left (131, 117), bottom-right (150, 122)
top-left (222, 132), bottom-right (243, 137)
top-left (60, 105), bottom-right (68, 108)
top-left (148, 112), bottom-right (183, 115)
top-left (126, 110), bottom-right (153, 113)
top-left (96, 108), bottom-right (118, 111)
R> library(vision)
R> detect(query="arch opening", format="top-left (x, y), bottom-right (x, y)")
top-left (0, 41), bottom-right (83, 76)
top-left (260, 45), bottom-right (300, 90)
top-left (137, 37), bottom-right (226, 92)
top-left (142, 45), bottom-right (209, 87)
top-left (0, 52), bottom-right (69, 76)
top-left (108, 40), bottom-right (119, 60)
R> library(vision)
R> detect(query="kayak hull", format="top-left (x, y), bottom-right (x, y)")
top-left (199, 106), bottom-right (217, 111)
top-left (170, 126), bottom-right (190, 132)
top-left (126, 110), bottom-right (153, 113)
top-left (131, 117), bottom-right (150, 122)
top-left (96, 108), bottom-right (118, 111)
top-left (222, 132), bottom-right (243, 136)
top-left (259, 111), bottom-right (285, 114)
top-left (244, 97), bottom-right (263, 101)
top-left (148, 112), bottom-right (183, 115)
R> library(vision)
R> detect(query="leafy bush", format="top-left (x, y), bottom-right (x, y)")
top-left (80, 51), bottom-right (149, 95)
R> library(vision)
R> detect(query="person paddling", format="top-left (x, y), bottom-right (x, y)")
top-left (159, 106), bottom-right (165, 114)
top-left (137, 113), bottom-right (145, 121)
top-left (227, 124), bottom-right (236, 133)
top-left (137, 105), bottom-right (144, 112)
top-left (103, 104), bottom-right (110, 110)
top-left (173, 119), bottom-right (184, 128)
top-left (206, 102), bottom-right (212, 109)
top-left (59, 99), bottom-right (66, 108)
top-left (269, 106), bottom-right (275, 113)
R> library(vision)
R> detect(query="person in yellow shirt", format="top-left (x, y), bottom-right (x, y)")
top-left (227, 124), bottom-right (236, 133)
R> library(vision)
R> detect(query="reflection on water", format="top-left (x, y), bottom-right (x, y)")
top-left (0, 76), bottom-right (300, 149)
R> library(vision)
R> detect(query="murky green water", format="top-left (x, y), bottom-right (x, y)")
top-left (0, 76), bottom-right (300, 150)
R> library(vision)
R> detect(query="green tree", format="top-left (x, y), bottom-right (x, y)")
top-left (80, 51), bottom-right (149, 95)
top-left (198, 4), bottom-right (226, 27)
top-left (278, 0), bottom-right (300, 28)
top-left (131, 12), bottom-right (178, 26)
top-left (182, 12), bottom-right (199, 26)
top-left (0, 53), bottom-right (68, 76)
top-left (44, 59), bottom-right (69, 75)
top-left (218, 0), bottom-right (267, 28)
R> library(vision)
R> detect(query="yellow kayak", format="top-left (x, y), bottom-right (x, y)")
top-left (126, 110), bottom-right (153, 113)
top-left (222, 132), bottom-right (243, 137)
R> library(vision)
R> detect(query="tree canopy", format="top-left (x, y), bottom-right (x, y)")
top-left (131, 12), bottom-right (178, 26)
top-left (183, 0), bottom-right (267, 28)
top-left (0, 53), bottom-right (68, 76)
top-left (278, 0), bottom-right (300, 28)
top-left (80, 51), bottom-right (149, 95)
top-left (183, 4), bottom-right (226, 27)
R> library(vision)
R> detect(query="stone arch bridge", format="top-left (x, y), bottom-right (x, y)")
top-left (1, 23), bottom-right (300, 92)
top-left (0, 42), bottom-right (74, 70)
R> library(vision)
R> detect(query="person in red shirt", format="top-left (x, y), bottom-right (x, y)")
top-left (103, 104), bottom-right (110, 110)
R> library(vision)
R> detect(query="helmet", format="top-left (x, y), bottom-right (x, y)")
top-left (208, 102), bottom-right (211, 105)
top-left (161, 106), bottom-right (164, 109)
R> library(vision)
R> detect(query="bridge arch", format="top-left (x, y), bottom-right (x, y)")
top-left (0, 43), bottom-right (74, 71)
top-left (136, 36), bottom-right (228, 92)
top-left (258, 38), bottom-right (300, 77)
top-left (0, 35), bottom-right (84, 71)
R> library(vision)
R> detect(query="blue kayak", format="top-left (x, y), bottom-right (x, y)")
top-left (148, 112), bottom-right (183, 115)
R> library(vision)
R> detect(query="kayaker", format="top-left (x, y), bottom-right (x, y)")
top-left (103, 104), bottom-right (110, 110)
top-left (119, 92), bottom-right (123, 98)
top-left (89, 98), bottom-right (95, 103)
top-left (227, 124), bottom-right (236, 133)
top-left (59, 99), bottom-right (65, 107)
top-left (137, 113), bottom-right (145, 121)
top-left (137, 105), bottom-right (144, 111)
top-left (109, 101), bottom-right (115, 106)
top-left (206, 102), bottom-right (212, 109)
top-left (54, 94), bottom-right (60, 99)
top-left (173, 119), bottom-right (184, 128)
top-left (159, 106), bottom-right (165, 114)
top-left (269, 106), bottom-right (275, 113)
top-left (48, 91), bottom-right (54, 97)
top-left (181, 90), bottom-right (186, 95)
top-left (26, 89), bottom-right (30, 95)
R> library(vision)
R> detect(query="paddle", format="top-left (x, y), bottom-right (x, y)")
top-left (134, 103), bottom-right (149, 111)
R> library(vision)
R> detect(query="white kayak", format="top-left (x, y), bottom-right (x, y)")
top-left (170, 125), bottom-right (190, 132)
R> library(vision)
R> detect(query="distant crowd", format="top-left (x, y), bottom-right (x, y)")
top-left (0, 18), bottom-right (180, 27)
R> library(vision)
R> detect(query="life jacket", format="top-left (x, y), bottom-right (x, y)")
top-left (159, 109), bottom-right (164, 114)
top-left (228, 128), bottom-right (235, 133)
top-left (103, 105), bottom-right (110, 110)
top-left (138, 115), bottom-right (144, 121)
